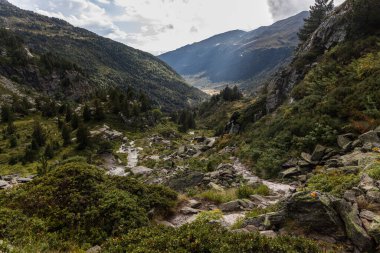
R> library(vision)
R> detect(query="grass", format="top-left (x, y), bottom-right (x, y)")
top-left (245, 204), bottom-right (281, 219)
top-left (366, 162), bottom-right (380, 180)
top-left (196, 184), bottom-right (271, 204)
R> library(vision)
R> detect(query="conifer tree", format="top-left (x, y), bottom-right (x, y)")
top-left (61, 124), bottom-right (71, 146)
top-left (83, 104), bottom-right (92, 122)
top-left (298, 0), bottom-right (334, 43)
top-left (77, 124), bottom-right (90, 150)
top-left (32, 121), bottom-right (46, 148)
top-left (1, 105), bottom-right (13, 123)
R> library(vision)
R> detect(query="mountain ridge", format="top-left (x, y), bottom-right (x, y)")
top-left (159, 11), bottom-right (308, 93)
top-left (0, 0), bottom-right (207, 111)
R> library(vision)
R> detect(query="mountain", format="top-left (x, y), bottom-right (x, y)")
top-left (0, 0), bottom-right (206, 111)
top-left (159, 11), bottom-right (308, 93)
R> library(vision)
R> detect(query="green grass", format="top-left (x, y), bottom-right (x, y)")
top-left (367, 162), bottom-right (380, 180)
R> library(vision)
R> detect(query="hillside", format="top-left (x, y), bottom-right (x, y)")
top-left (0, 0), bottom-right (206, 111)
top-left (159, 11), bottom-right (308, 93)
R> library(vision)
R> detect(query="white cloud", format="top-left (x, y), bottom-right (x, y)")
top-left (7, 0), bottom-right (344, 54)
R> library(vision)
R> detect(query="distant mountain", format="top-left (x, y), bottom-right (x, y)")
top-left (159, 11), bottom-right (308, 93)
top-left (0, 0), bottom-right (206, 111)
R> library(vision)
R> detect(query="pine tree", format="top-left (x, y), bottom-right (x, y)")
top-left (61, 124), bottom-right (71, 146)
top-left (71, 113), bottom-right (79, 130)
top-left (298, 0), bottom-right (334, 43)
top-left (94, 100), bottom-right (106, 121)
top-left (44, 143), bottom-right (54, 159)
top-left (65, 105), bottom-right (72, 122)
top-left (83, 104), bottom-right (92, 122)
top-left (1, 105), bottom-right (13, 123)
top-left (32, 121), bottom-right (46, 148)
top-left (76, 125), bottom-right (90, 150)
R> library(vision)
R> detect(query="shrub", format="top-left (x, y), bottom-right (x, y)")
top-left (237, 184), bottom-right (270, 199)
top-left (196, 189), bottom-right (237, 204)
top-left (367, 163), bottom-right (380, 180)
top-left (196, 209), bottom-right (223, 223)
top-left (307, 171), bottom-right (360, 196)
top-left (103, 222), bottom-right (320, 253)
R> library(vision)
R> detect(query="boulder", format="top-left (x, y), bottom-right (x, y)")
top-left (337, 134), bottom-right (355, 149)
top-left (359, 131), bottom-right (380, 145)
top-left (188, 199), bottom-right (202, 209)
top-left (343, 190), bottom-right (357, 203)
top-left (263, 211), bottom-right (286, 229)
top-left (310, 145), bottom-right (327, 162)
top-left (366, 190), bottom-right (380, 203)
top-left (279, 167), bottom-right (301, 178)
top-left (220, 199), bottom-right (253, 212)
top-left (333, 201), bottom-right (374, 252)
top-left (180, 207), bottom-right (200, 215)
top-left (0, 180), bottom-right (9, 189)
top-left (208, 182), bottom-right (224, 191)
top-left (131, 166), bottom-right (153, 176)
top-left (369, 222), bottom-right (380, 244)
top-left (360, 210), bottom-right (378, 221)
top-left (359, 173), bottom-right (377, 192)
top-left (301, 153), bottom-right (312, 164)
top-left (285, 192), bottom-right (346, 240)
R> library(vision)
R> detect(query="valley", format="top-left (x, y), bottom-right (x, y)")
top-left (0, 0), bottom-right (380, 252)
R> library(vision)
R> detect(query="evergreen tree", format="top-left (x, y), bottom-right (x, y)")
top-left (71, 113), bottom-right (79, 130)
top-left (298, 0), bottom-right (334, 43)
top-left (37, 156), bottom-right (50, 176)
top-left (61, 124), bottom-right (71, 146)
top-left (83, 104), bottom-right (92, 122)
top-left (65, 105), bottom-right (72, 122)
top-left (44, 143), bottom-right (54, 159)
top-left (94, 100), bottom-right (106, 121)
top-left (6, 121), bottom-right (16, 135)
top-left (32, 121), bottom-right (46, 148)
top-left (9, 135), bottom-right (17, 148)
top-left (1, 105), bottom-right (13, 123)
top-left (76, 125), bottom-right (90, 150)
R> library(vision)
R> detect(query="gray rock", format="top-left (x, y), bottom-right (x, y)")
top-left (131, 166), bottom-right (153, 176)
top-left (188, 199), bottom-right (202, 209)
top-left (17, 178), bottom-right (32, 183)
top-left (359, 174), bottom-right (377, 192)
top-left (86, 246), bottom-right (101, 253)
top-left (231, 228), bottom-right (250, 234)
top-left (220, 200), bottom-right (246, 212)
top-left (311, 145), bottom-right (327, 162)
top-left (301, 152), bottom-right (312, 164)
top-left (286, 192), bottom-right (346, 240)
top-left (359, 131), bottom-right (380, 145)
top-left (180, 207), bottom-right (200, 215)
top-left (260, 230), bottom-right (277, 238)
top-left (279, 167), bottom-right (301, 178)
top-left (208, 182), bottom-right (224, 191)
top-left (0, 180), bottom-right (10, 189)
top-left (334, 200), bottom-right (374, 252)
top-left (338, 134), bottom-right (355, 149)
top-left (366, 191), bottom-right (380, 203)
top-left (344, 190), bottom-right (357, 203)
top-left (359, 210), bottom-right (378, 221)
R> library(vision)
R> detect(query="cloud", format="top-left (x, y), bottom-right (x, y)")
top-left (8, 0), bottom-right (275, 53)
top-left (267, 0), bottom-right (345, 21)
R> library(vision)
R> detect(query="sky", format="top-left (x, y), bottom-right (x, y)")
top-left (7, 0), bottom-right (344, 54)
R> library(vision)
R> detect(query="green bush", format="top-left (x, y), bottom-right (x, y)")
top-left (307, 171), bottom-right (360, 196)
top-left (237, 184), bottom-right (270, 199)
top-left (103, 222), bottom-right (320, 253)
top-left (1, 161), bottom-right (177, 248)
top-left (367, 163), bottom-right (380, 180)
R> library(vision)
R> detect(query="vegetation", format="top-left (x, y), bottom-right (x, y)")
top-left (103, 222), bottom-right (320, 253)
top-left (298, 0), bottom-right (334, 43)
top-left (0, 161), bottom-right (177, 250)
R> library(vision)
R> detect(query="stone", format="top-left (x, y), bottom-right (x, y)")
top-left (359, 131), bottom-right (380, 145)
top-left (263, 211), bottom-right (286, 229)
top-left (231, 228), bottom-right (250, 234)
top-left (260, 230), bottom-right (277, 238)
top-left (344, 190), bottom-right (357, 203)
top-left (298, 175), bottom-right (307, 183)
top-left (0, 180), bottom-right (9, 189)
top-left (311, 145), bottom-right (327, 162)
top-left (360, 210), bottom-right (378, 221)
top-left (334, 200), bottom-right (374, 252)
top-left (279, 167), bottom-right (301, 178)
top-left (17, 178), bottom-right (32, 183)
top-left (285, 192), bottom-right (346, 240)
top-left (369, 222), bottom-right (380, 244)
top-left (178, 146), bottom-right (186, 154)
top-left (220, 200), bottom-right (245, 212)
top-left (180, 207), bottom-right (200, 215)
top-left (282, 158), bottom-right (298, 168)
top-left (208, 182), bottom-right (224, 191)
top-left (245, 225), bottom-right (259, 232)
top-left (188, 199), bottom-right (202, 209)
top-left (338, 134), bottom-right (355, 149)
top-left (86, 246), bottom-right (101, 253)
top-left (359, 173), bottom-right (377, 192)
top-left (131, 166), bottom-right (153, 176)
top-left (301, 152), bottom-right (312, 164)
top-left (250, 195), bottom-right (270, 206)
top-left (366, 191), bottom-right (380, 203)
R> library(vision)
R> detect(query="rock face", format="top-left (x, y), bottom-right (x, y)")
top-left (286, 192), bottom-right (346, 240)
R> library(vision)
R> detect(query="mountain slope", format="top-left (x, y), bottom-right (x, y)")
top-left (0, 0), bottom-right (206, 111)
top-left (159, 11), bottom-right (308, 93)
